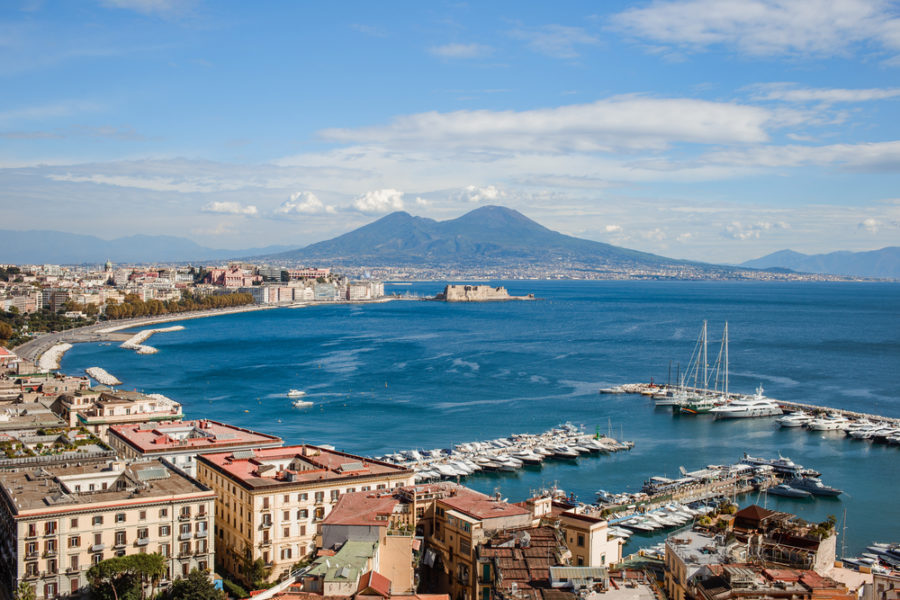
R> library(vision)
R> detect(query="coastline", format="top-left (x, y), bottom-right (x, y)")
top-left (20, 297), bottom-right (409, 371)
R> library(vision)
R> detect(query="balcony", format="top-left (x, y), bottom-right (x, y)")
top-left (66, 566), bottom-right (79, 574)
top-left (136, 538), bottom-right (150, 547)
top-left (178, 514), bottom-right (191, 521)
top-left (196, 530), bottom-right (208, 538)
top-left (26, 551), bottom-right (39, 560)
top-left (179, 533), bottom-right (192, 541)
top-left (42, 550), bottom-right (58, 558)
top-left (90, 544), bottom-right (106, 552)
top-left (260, 521), bottom-right (272, 529)
top-left (258, 539), bottom-right (272, 548)
top-left (196, 513), bottom-right (208, 520)
top-left (114, 543), bottom-right (126, 550)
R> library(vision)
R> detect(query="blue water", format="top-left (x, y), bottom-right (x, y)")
top-left (60, 281), bottom-right (900, 556)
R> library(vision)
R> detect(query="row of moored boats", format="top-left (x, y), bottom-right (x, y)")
top-left (375, 423), bottom-right (634, 482)
top-left (777, 411), bottom-right (900, 444)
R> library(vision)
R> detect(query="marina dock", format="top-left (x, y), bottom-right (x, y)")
top-left (601, 383), bottom-right (900, 426)
top-left (376, 423), bottom-right (634, 482)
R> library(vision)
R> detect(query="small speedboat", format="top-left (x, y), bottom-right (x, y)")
top-left (292, 398), bottom-right (313, 408)
top-left (288, 389), bottom-right (306, 397)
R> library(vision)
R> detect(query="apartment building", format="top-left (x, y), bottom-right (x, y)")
top-left (195, 445), bottom-right (414, 585)
top-left (53, 389), bottom-right (183, 440)
top-left (107, 419), bottom-right (283, 477)
top-left (0, 459), bottom-right (215, 600)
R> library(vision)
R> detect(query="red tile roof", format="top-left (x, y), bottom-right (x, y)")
top-left (322, 492), bottom-right (400, 527)
top-left (440, 487), bottom-right (530, 520)
top-left (357, 571), bottom-right (392, 598)
top-left (109, 420), bottom-right (282, 454)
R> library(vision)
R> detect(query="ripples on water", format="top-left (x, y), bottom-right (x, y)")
top-left (61, 281), bottom-right (900, 554)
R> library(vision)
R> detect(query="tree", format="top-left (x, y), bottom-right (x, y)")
top-left (166, 569), bottom-right (223, 600)
top-left (87, 554), bottom-right (166, 600)
top-left (0, 322), bottom-right (13, 340)
top-left (13, 581), bottom-right (35, 600)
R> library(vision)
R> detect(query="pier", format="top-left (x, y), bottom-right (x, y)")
top-left (601, 383), bottom-right (900, 426)
top-left (376, 423), bottom-right (634, 483)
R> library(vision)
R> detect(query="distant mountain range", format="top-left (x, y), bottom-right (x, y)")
top-left (741, 247), bottom-right (900, 279)
top-left (260, 205), bottom-right (732, 274)
top-left (0, 230), bottom-right (297, 264)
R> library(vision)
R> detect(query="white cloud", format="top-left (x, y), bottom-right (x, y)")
top-left (202, 201), bottom-right (258, 216)
top-left (460, 185), bottom-right (504, 203)
top-left (429, 43), bottom-right (492, 58)
top-left (510, 25), bottom-right (600, 58)
top-left (605, 224), bottom-right (623, 233)
top-left (677, 232), bottom-right (694, 242)
top-left (724, 220), bottom-right (788, 240)
top-left (751, 83), bottom-right (900, 103)
top-left (353, 189), bottom-right (405, 214)
top-left (277, 191), bottom-right (336, 215)
top-left (858, 217), bottom-right (881, 232)
top-left (415, 197), bottom-right (432, 206)
top-left (642, 227), bottom-right (667, 241)
top-left (705, 140), bottom-right (900, 171)
top-left (611, 0), bottom-right (900, 58)
top-left (320, 97), bottom-right (778, 153)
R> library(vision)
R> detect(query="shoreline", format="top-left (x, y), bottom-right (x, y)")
top-left (22, 297), bottom-right (409, 372)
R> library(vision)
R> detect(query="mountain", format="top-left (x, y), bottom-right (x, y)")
top-left (262, 205), bottom-right (726, 273)
top-left (741, 247), bottom-right (900, 279)
top-left (0, 230), bottom-right (297, 264)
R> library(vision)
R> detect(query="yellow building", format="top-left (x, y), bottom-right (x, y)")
top-left (557, 512), bottom-right (621, 568)
top-left (195, 445), bottom-right (414, 585)
top-left (0, 459), bottom-right (216, 600)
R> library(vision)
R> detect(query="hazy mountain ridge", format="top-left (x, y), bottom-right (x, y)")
top-left (0, 230), bottom-right (297, 264)
top-left (741, 247), bottom-right (900, 279)
top-left (262, 205), bottom-right (721, 272)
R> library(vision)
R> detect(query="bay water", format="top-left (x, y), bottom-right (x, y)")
top-left (60, 281), bottom-right (900, 556)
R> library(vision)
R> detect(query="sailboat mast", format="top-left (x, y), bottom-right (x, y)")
top-left (724, 322), bottom-right (729, 398)
top-left (702, 320), bottom-right (708, 391)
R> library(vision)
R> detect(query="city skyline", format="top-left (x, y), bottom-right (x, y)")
top-left (2, 1), bottom-right (900, 262)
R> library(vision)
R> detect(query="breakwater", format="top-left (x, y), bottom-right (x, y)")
top-left (119, 325), bottom-right (185, 354)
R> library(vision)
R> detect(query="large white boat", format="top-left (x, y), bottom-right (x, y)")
top-left (806, 413), bottom-right (851, 431)
top-left (777, 411), bottom-right (814, 427)
top-left (710, 386), bottom-right (783, 419)
top-left (287, 389), bottom-right (306, 397)
top-left (292, 398), bottom-right (313, 408)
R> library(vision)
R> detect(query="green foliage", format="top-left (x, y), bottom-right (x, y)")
top-left (103, 292), bottom-right (253, 320)
top-left (1, 307), bottom-right (95, 348)
top-left (718, 501), bottom-right (738, 515)
top-left (220, 578), bottom-right (248, 600)
top-left (87, 553), bottom-right (167, 600)
top-left (13, 580), bottom-right (35, 600)
top-left (0, 266), bottom-right (21, 282)
top-left (165, 569), bottom-right (223, 600)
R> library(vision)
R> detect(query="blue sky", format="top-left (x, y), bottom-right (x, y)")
top-left (2, 0), bottom-right (899, 262)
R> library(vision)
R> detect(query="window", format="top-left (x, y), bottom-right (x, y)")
top-left (139, 510), bottom-right (146, 520)
top-left (45, 539), bottom-right (57, 554)
top-left (330, 490), bottom-right (340, 501)
top-left (197, 538), bottom-right (207, 553)
top-left (283, 510), bottom-right (290, 521)
top-left (182, 563), bottom-right (189, 577)
top-left (576, 556), bottom-right (584, 566)
top-left (27, 523), bottom-right (37, 537)
top-left (299, 493), bottom-right (308, 501)
top-left (263, 498), bottom-right (270, 509)
top-left (198, 505), bottom-right (206, 516)
top-left (297, 509), bottom-right (308, 519)
top-left (26, 541), bottom-right (37, 556)
top-left (376, 484), bottom-right (386, 490)
top-left (26, 562), bottom-right (38, 577)
top-left (115, 513), bottom-right (126, 523)
top-left (283, 527), bottom-right (290, 537)
top-left (314, 491), bottom-right (324, 503)
top-left (137, 528), bottom-right (148, 539)
top-left (300, 525), bottom-right (306, 536)
top-left (159, 525), bottom-right (170, 536)
top-left (45, 520), bottom-right (58, 534)
top-left (180, 541), bottom-right (190, 555)
top-left (314, 507), bottom-right (324, 521)
top-left (69, 536), bottom-right (80, 548)
top-left (115, 531), bottom-right (126, 546)
top-left (280, 547), bottom-right (292, 560)
top-left (180, 506), bottom-right (191, 518)
top-left (159, 508), bottom-right (168, 518)
top-left (92, 553), bottom-right (103, 565)
top-left (160, 543), bottom-right (170, 557)
top-left (69, 555), bottom-right (79, 571)
top-left (577, 534), bottom-right (585, 548)
top-left (70, 518), bottom-right (78, 529)
top-left (199, 561), bottom-right (207, 571)
top-left (47, 558), bottom-right (57, 574)
top-left (44, 583), bottom-right (57, 597)
top-left (94, 533), bottom-right (102, 545)
top-left (92, 516), bottom-right (103, 526)
top-left (180, 523), bottom-right (191, 535)
top-left (71, 578), bottom-right (80, 594)
top-left (346, 487), bottom-right (356, 493)
top-left (283, 494), bottom-right (290, 503)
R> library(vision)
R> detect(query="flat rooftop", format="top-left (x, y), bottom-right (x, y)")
top-left (322, 491), bottom-right (402, 527)
top-left (440, 486), bottom-right (531, 521)
top-left (0, 459), bottom-right (213, 515)
top-left (666, 530), bottom-right (730, 567)
top-left (198, 445), bottom-right (412, 489)
top-left (108, 419), bottom-right (283, 454)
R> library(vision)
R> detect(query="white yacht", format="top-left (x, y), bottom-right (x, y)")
top-left (710, 387), bottom-right (782, 419)
top-left (292, 398), bottom-right (313, 408)
top-left (807, 413), bottom-right (851, 431)
top-left (777, 411), bottom-right (813, 427)
top-left (287, 389), bottom-right (306, 397)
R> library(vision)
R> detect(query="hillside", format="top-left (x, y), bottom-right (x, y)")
top-left (741, 247), bottom-right (900, 279)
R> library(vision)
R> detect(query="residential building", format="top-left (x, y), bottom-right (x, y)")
top-left (195, 445), bottom-right (414, 585)
top-left (52, 389), bottom-right (183, 440)
top-left (107, 419), bottom-right (284, 477)
top-left (0, 459), bottom-right (215, 600)
top-left (556, 512), bottom-right (621, 568)
top-left (692, 565), bottom-right (855, 600)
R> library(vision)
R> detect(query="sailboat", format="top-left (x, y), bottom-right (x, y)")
top-left (680, 322), bottom-right (728, 415)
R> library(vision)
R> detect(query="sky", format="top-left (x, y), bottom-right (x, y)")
top-left (1, 0), bottom-right (899, 263)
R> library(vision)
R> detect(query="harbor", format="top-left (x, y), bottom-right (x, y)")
top-left (375, 422), bottom-right (634, 482)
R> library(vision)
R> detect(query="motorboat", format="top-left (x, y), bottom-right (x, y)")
top-left (787, 476), bottom-right (842, 496)
top-left (767, 483), bottom-right (812, 498)
top-left (777, 411), bottom-right (814, 427)
top-left (287, 389), bottom-right (306, 397)
top-left (292, 398), bottom-right (313, 408)
top-left (710, 389), bottom-right (782, 418)
top-left (807, 413), bottom-right (851, 431)
top-left (550, 446), bottom-right (579, 459)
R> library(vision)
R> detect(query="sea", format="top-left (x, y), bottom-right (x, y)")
top-left (59, 280), bottom-right (900, 557)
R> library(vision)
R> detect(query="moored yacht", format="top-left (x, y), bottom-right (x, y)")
top-left (787, 476), bottom-right (842, 496)
top-left (777, 411), bottom-right (813, 427)
top-left (710, 387), bottom-right (782, 419)
top-left (807, 413), bottom-right (851, 431)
